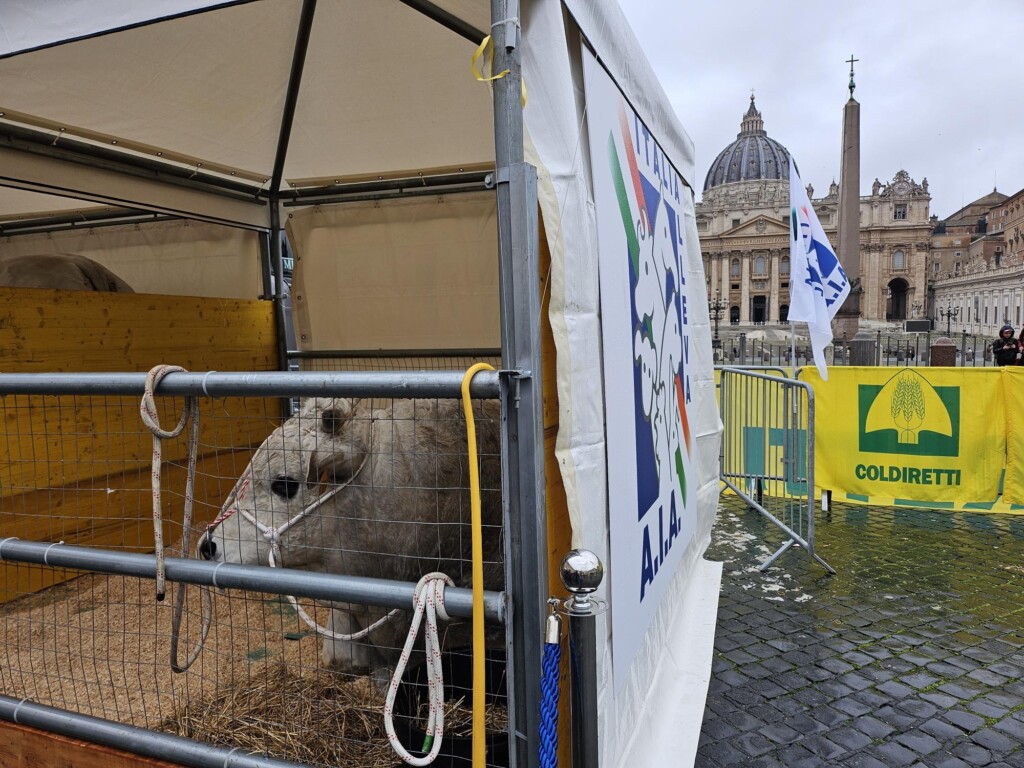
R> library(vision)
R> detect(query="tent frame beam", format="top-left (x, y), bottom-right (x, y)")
top-left (282, 182), bottom-right (487, 208)
top-left (0, 145), bottom-right (269, 230)
top-left (0, 122), bottom-right (262, 200)
top-left (0, 208), bottom-right (175, 237)
top-left (280, 170), bottom-right (492, 203)
top-left (397, 0), bottom-right (486, 43)
top-left (269, 0), bottom-right (317, 196)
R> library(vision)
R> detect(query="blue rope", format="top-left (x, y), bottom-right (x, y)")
top-left (539, 640), bottom-right (562, 768)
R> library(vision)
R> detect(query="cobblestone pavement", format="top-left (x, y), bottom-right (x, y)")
top-left (698, 495), bottom-right (1024, 767)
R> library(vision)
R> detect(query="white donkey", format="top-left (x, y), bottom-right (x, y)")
top-left (198, 396), bottom-right (504, 677)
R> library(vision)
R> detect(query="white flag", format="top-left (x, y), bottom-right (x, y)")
top-left (788, 162), bottom-right (850, 380)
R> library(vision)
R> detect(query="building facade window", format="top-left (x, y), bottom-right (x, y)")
top-left (753, 255), bottom-right (766, 275)
top-left (781, 257), bottom-right (790, 275)
top-left (730, 259), bottom-right (740, 277)
top-left (894, 204), bottom-right (907, 220)
top-left (892, 250), bottom-right (905, 270)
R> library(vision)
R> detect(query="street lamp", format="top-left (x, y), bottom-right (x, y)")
top-left (937, 305), bottom-right (960, 336)
top-left (709, 289), bottom-right (727, 348)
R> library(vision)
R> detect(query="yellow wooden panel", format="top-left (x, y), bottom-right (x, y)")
top-left (538, 219), bottom-right (560, 431)
top-left (0, 287), bottom-right (278, 601)
top-left (539, 212), bottom-right (573, 768)
top-left (0, 287), bottom-right (276, 373)
top-left (0, 287), bottom-right (278, 493)
top-left (0, 449), bottom-right (256, 604)
top-left (0, 396), bottom-right (277, 497)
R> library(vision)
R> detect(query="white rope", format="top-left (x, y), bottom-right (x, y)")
top-left (384, 573), bottom-right (455, 766)
top-left (0, 537), bottom-right (18, 559)
top-left (141, 365), bottom-right (197, 599)
top-left (207, 452), bottom-right (400, 642)
top-left (42, 541), bottom-right (63, 566)
top-left (140, 364), bottom-right (210, 672)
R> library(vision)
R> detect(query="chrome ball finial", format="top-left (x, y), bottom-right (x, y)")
top-left (560, 549), bottom-right (604, 613)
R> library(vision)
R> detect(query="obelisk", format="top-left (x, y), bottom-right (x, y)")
top-left (835, 55), bottom-right (873, 363)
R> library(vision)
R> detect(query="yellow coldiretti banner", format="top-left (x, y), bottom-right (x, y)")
top-left (805, 367), bottom-right (1005, 509)
top-left (1001, 367), bottom-right (1024, 505)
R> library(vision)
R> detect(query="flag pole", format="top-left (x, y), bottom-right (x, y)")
top-left (790, 323), bottom-right (796, 374)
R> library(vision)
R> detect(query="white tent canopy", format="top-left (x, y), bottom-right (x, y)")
top-left (1, 0), bottom-right (494, 227)
top-left (0, 3), bottom-right (721, 766)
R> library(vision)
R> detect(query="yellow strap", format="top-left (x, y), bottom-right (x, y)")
top-left (461, 362), bottom-right (496, 768)
top-left (471, 35), bottom-right (527, 108)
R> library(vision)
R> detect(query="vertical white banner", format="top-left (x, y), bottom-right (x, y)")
top-left (582, 51), bottom-right (700, 687)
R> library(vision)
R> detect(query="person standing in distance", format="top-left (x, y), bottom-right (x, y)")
top-left (992, 324), bottom-right (1020, 366)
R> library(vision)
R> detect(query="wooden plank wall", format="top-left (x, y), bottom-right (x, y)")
top-left (0, 287), bottom-right (279, 602)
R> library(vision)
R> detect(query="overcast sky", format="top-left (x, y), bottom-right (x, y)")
top-left (615, 1), bottom-right (1024, 220)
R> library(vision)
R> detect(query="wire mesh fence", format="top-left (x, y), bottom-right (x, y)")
top-left (0, 368), bottom-right (509, 767)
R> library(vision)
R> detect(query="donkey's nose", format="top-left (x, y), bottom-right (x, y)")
top-left (198, 535), bottom-right (217, 561)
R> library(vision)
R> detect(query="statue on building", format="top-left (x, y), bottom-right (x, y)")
top-left (872, 178), bottom-right (881, 196)
top-left (828, 179), bottom-right (839, 198)
top-left (805, 183), bottom-right (814, 199)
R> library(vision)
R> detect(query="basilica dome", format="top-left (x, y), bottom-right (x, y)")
top-left (703, 97), bottom-right (791, 192)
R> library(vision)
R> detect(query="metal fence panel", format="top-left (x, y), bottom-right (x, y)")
top-left (718, 367), bottom-right (833, 573)
top-left (0, 370), bottom-right (511, 768)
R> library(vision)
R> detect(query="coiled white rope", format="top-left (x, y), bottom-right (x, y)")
top-left (384, 572), bottom-right (454, 766)
top-left (140, 365), bottom-right (211, 672)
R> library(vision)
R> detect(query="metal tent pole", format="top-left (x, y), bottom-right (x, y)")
top-left (491, 2), bottom-right (546, 766)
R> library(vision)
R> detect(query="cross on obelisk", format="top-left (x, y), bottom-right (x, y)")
top-left (847, 54), bottom-right (859, 97)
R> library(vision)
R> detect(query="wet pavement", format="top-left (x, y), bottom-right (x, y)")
top-left (698, 495), bottom-right (1024, 767)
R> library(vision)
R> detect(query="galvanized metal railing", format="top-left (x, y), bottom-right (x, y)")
top-left (718, 367), bottom-right (834, 573)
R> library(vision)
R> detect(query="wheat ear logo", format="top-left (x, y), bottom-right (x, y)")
top-left (890, 375), bottom-right (926, 444)
top-left (859, 369), bottom-right (959, 457)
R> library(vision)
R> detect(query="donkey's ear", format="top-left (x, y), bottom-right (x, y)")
top-left (321, 407), bottom-right (344, 435)
top-left (320, 398), bottom-right (359, 435)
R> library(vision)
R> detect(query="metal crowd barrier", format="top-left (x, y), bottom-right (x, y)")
top-left (718, 367), bottom-right (834, 573)
top-left (717, 329), bottom-right (995, 368)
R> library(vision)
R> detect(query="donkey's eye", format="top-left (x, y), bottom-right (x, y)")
top-left (270, 476), bottom-right (302, 499)
top-left (321, 409), bottom-right (342, 435)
